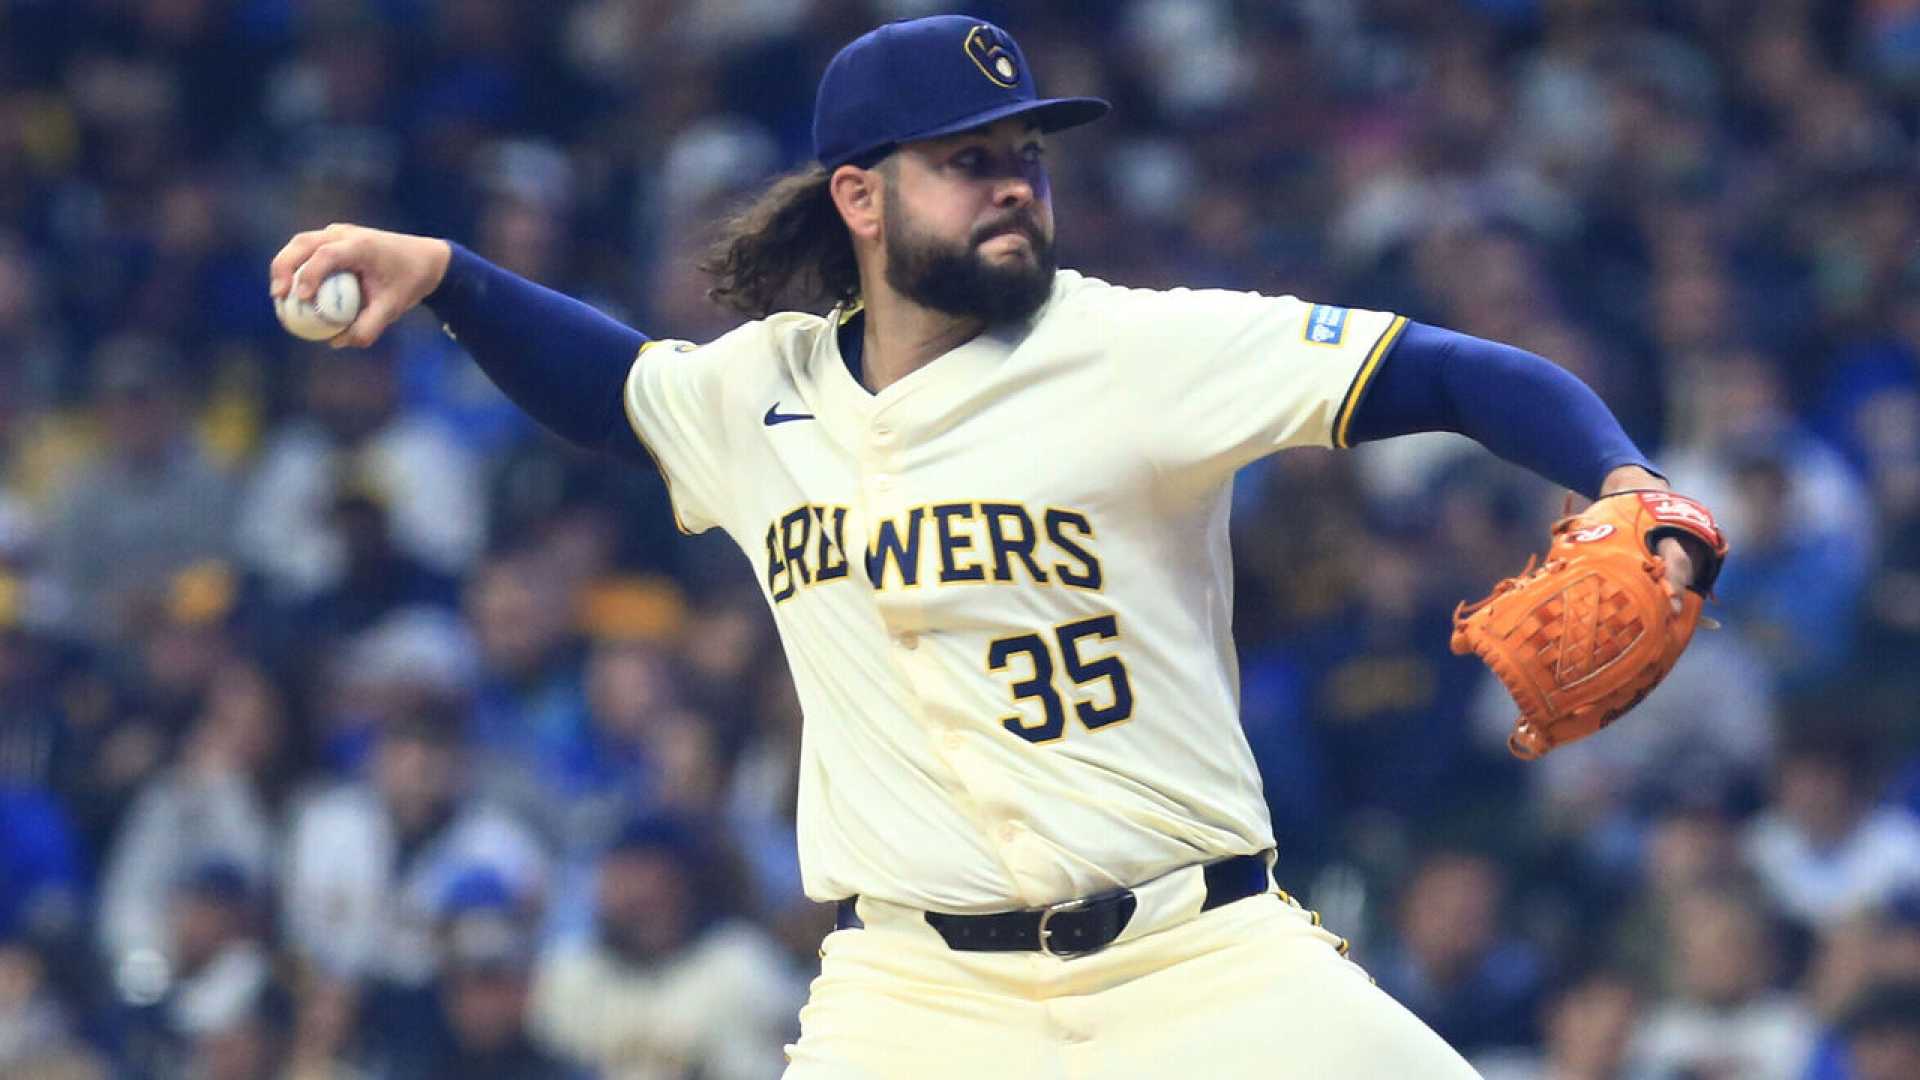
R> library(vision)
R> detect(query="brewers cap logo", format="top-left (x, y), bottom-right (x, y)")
top-left (964, 24), bottom-right (1020, 88)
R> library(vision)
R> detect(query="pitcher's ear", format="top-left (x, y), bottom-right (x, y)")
top-left (829, 164), bottom-right (884, 242)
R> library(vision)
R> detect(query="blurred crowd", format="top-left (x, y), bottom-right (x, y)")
top-left (0, 0), bottom-right (1916, 1077)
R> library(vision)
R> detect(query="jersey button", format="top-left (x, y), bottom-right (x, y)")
top-left (895, 632), bottom-right (919, 650)
top-left (942, 732), bottom-right (963, 752)
top-left (873, 422), bottom-right (894, 440)
top-left (871, 474), bottom-right (893, 492)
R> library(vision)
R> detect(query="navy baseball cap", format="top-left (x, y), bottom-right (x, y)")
top-left (813, 16), bottom-right (1110, 169)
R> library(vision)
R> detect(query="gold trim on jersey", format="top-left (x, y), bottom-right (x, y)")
top-left (623, 339), bottom-right (696, 536)
top-left (1333, 314), bottom-right (1408, 450)
top-left (1277, 887), bottom-right (1353, 957)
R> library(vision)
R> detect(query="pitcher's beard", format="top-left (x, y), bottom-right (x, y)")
top-left (883, 207), bottom-right (1056, 324)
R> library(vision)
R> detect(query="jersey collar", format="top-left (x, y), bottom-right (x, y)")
top-left (811, 300), bottom-right (1023, 442)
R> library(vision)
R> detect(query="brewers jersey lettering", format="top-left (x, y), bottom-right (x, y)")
top-left (624, 270), bottom-right (1406, 912)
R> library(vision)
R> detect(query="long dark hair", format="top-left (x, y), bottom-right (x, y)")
top-left (700, 164), bottom-right (861, 318)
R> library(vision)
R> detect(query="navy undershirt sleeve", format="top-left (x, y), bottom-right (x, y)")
top-left (1344, 321), bottom-right (1655, 498)
top-left (424, 243), bottom-right (649, 461)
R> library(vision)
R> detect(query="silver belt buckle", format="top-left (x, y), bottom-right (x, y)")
top-left (1037, 894), bottom-right (1100, 958)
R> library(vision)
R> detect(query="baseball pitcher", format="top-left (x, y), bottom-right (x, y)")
top-left (270, 15), bottom-right (1725, 1078)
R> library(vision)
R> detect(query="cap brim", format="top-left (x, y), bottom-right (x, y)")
top-left (915, 96), bottom-right (1111, 142)
top-left (833, 96), bottom-right (1110, 167)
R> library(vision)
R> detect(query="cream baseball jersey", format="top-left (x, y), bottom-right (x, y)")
top-left (624, 270), bottom-right (1406, 912)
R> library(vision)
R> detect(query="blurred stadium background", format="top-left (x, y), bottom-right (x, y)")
top-left (0, 0), bottom-right (1917, 1077)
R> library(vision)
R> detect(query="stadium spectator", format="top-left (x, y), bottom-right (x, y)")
top-left (345, 864), bottom-right (560, 1076)
top-left (284, 481), bottom-right (462, 645)
top-left (119, 561), bottom-right (250, 752)
top-left (1742, 724), bottom-right (1920, 929)
top-left (464, 551), bottom-right (590, 764)
top-left (1602, 800), bottom-right (1751, 985)
top-left (38, 561), bottom-right (258, 865)
top-left (358, 867), bottom-right (575, 1080)
top-left (487, 582), bottom-right (701, 934)
top-left (1373, 850), bottom-right (1548, 1057)
top-left (1289, 530), bottom-right (1490, 822)
top-left (97, 660), bottom-right (285, 974)
top-left (490, 626), bottom-right (677, 850)
top-left (281, 707), bottom-right (545, 987)
top-left (42, 336), bottom-right (235, 641)
top-left (1475, 969), bottom-right (1645, 1080)
top-left (1802, 890), bottom-right (1920, 1080)
top-left (236, 344), bottom-right (484, 600)
top-left (532, 816), bottom-right (803, 1080)
top-left (117, 860), bottom-right (284, 1080)
top-left (1629, 884), bottom-right (1814, 1079)
top-left (310, 605), bottom-right (480, 777)
top-left (1708, 432), bottom-right (1874, 691)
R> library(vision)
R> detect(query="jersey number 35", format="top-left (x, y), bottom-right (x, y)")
top-left (987, 614), bottom-right (1134, 744)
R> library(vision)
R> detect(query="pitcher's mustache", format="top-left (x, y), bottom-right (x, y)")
top-left (972, 214), bottom-right (1043, 246)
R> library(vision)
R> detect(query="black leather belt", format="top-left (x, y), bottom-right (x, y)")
top-left (834, 851), bottom-right (1271, 958)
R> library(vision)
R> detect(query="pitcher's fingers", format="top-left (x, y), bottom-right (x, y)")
top-left (330, 293), bottom-right (402, 350)
top-left (1655, 539), bottom-right (1692, 615)
top-left (1659, 537), bottom-right (1693, 583)
top-left (293, 238), bottom-right (371, 301)
top-left (269, 230), bottom-right (334, 298)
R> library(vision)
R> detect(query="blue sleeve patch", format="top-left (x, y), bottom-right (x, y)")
top-left (1305, 304), bottom-right (1349, 346)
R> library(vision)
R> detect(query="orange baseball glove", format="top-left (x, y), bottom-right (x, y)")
top-left (1450, 490), bottom-right (1730, 760)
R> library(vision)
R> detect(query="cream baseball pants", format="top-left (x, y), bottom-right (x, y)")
top-left (783, 883), bottom-right (1481, 1078)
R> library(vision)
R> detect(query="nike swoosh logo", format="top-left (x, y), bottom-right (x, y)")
top-left (764, 404), bottom-right (815, 426)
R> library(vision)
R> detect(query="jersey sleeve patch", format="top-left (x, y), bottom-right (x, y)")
top-left (1305, 304), bottom-right (1350, 347)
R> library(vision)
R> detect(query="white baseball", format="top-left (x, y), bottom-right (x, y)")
top-left (276, 269), bottom-right (362, 341)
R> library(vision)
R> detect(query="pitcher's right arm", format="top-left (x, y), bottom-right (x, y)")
top-left (269, 224), bottom-right (652, 460)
